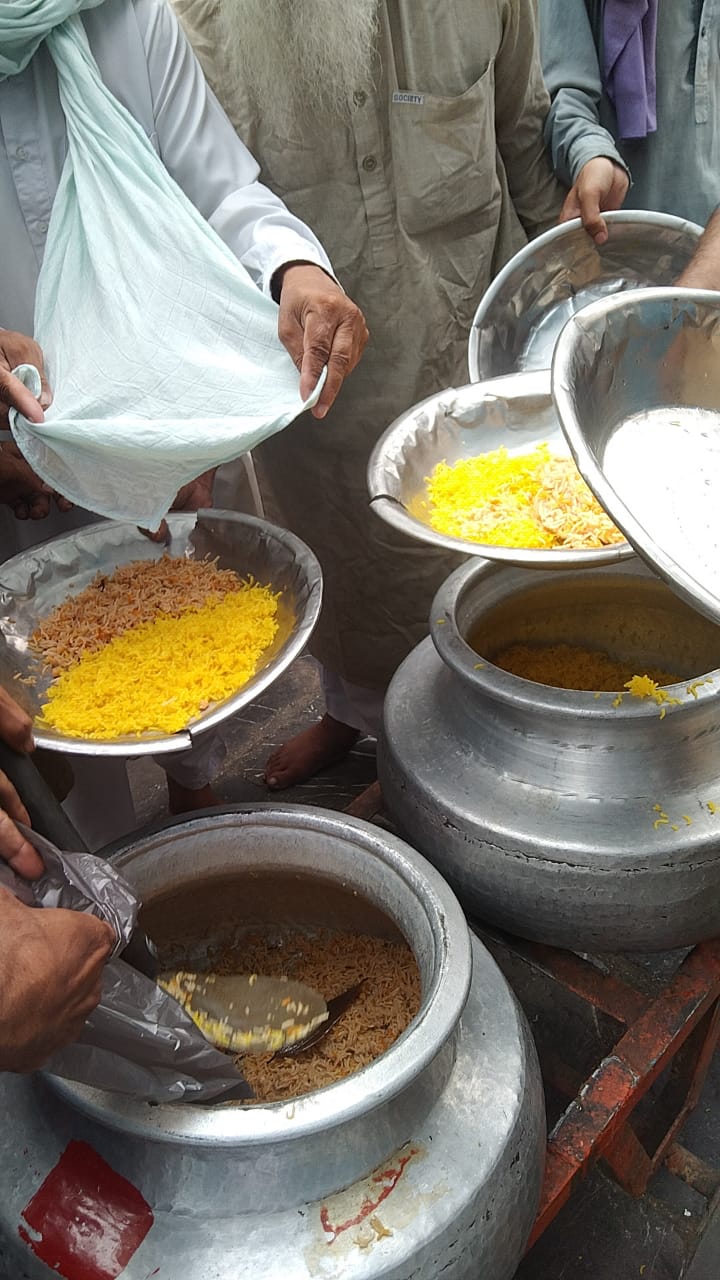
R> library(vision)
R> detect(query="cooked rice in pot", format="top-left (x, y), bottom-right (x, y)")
top-left (214, 928), bottom-right (421, 1104)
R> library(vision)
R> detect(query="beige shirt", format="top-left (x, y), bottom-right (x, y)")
top-left (175, 0), bottom-right (564, 689)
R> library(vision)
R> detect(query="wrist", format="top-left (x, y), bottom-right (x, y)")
top-left (271, 261), bottom-right (338, 303)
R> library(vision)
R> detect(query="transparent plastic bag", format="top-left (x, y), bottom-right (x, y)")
top-left (2, 827), bottom-right (251, 1103)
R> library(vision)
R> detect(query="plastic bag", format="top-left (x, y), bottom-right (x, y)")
top-left (8, 14), bottom-right (324, 530)
top-left (4, 827), bottom-right (251, 1103)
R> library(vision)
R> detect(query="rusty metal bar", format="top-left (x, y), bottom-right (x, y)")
top-left (478, 925), bottom-right (649, 1026)
top-left (528, 940), bottom-right (720, 1246)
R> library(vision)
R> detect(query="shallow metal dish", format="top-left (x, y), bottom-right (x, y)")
top-left (553, 287), bottom-right (720, 628)
top-left (468, 211), bottom-right (702, 383)
top-left (367, 370), bottom-right (633, 567)
top-left (0, 510), bottom-right (322, 756)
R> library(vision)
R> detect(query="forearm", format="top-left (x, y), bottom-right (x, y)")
top-left (676, 207), bottom-right (720, 290)
top-left (544, 89), bottom-right (628, 189)
top-left (539, 0), bottom-right (628, 188)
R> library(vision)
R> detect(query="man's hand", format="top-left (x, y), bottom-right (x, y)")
top-left (140, 468), bottom-right (217, 544)
top-left (560, 158), bottom-right (630, 246)
top-left (0, 441), bottom-right (73, 521)
top-left (0, 687), bottom-right (34, 755)
top-left (0, 887), bottom-right (114, 1072)
top-left (171, 468), bottom-right (216, 513)
top-left (276, 264), bottom-right (368, 419)
top-left (0, 332), bottom-right (72, 519)
top-left (0, 330), bottom-right (52, 428)
top-left (676, 205), bottom-right (720, 290)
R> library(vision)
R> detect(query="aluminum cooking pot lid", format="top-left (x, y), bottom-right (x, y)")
top-left (552, 287), bottom-right (720, 627)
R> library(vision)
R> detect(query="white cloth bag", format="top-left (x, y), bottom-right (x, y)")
top-left (7, 11), bottom-right (321, 529)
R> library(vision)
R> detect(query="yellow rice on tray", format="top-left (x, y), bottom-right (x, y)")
top-left (425, 444), bottom-right (624, 550)
top-left (32, 556), bottom-right (280, 739)
top-left (214, 928), bottom-right (421, 1104)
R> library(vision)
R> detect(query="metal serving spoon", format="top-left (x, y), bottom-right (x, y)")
top-left (160, 971), bottom-right (361, 1055)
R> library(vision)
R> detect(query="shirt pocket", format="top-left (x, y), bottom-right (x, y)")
top-left (389, 58), bottom-right (500, 237)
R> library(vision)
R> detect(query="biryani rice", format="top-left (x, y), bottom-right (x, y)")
top-left (38, 580), bottom-right (279, 738)
top-left (213, 928), bottom-right (421, 1104)
top-left (494, 643), bottom-right (679, 691)
top-left (425, 445), bottom-right (624, 550)
top-left (31, 555), bottom-right (243, 675)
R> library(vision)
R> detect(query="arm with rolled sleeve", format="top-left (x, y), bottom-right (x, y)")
top-left (135, 0), bottom-right (334, 295)
top-left (538, 0), bottom-right (628, 187)
top-left (494, 0), bottom-right (566, 239)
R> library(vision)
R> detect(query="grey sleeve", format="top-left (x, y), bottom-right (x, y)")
top-left (538, 0), bottom-right (629, 187)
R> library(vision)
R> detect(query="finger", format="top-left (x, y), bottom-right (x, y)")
top-left (54, 494), bottom-right (74, 513)
top-left (298, 314), bottom-right (342, 414)
top-left (139, 520), bottom-right (169, 543)
top-left (0, 693), bottom-right (35, 752)
top-left (0, 771), bottom-right (31, 824)
top-left (12, 501), bottom-right (29, 520)
top-left (28, 493), bottom-right (52, 520)
top-left (578, 188), bottom-right (608, 245)
top-left (0, 368), bottom-right (45, 425)
top-left (0, 809), bottom-right (43, 879)
top-left (311, 324), bottom-right (358, 418)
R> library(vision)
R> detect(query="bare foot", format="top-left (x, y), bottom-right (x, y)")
top-left (167, 778), bottom-right (219, 815)
top-left (265, 715), bottom-right (360, 790)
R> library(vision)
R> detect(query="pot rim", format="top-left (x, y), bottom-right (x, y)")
top-left (431, 558), bottom-right (720, 720)
top-left (47, 805), bottom-right (472, 1148)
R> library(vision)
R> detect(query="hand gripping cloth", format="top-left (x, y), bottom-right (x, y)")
top-left (2, 1), bottom-right (323, 528)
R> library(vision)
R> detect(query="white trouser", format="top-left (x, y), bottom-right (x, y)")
top-left (320, 667), bottom-right (384, 739)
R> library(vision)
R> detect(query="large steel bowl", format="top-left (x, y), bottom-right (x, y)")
top-left (552, 287), bottom-right (720, 628)
top-left (468, 211), bottom-right (702, 382)
top-left (0, 510), bottom-right (322, 756)
top-left (0, 806), bottom-right (545, 1280)
top-left (367, 370), bottom-right (633, 567)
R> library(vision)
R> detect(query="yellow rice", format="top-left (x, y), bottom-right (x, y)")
top-left (494, 643), bottom-right (679, 692)
top-left (38, 583), bottom-right (279, 738)
top-left (425, 445), bottom-right (624, 549)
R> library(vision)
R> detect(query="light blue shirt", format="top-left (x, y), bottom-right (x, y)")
top-left (539, 0), bottom-right (720, 226)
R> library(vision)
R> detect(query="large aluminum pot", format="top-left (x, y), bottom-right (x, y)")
top-left (380, 560), bottom-right (720, 952)
top-left (0, 807), bottom-right (544, 1280)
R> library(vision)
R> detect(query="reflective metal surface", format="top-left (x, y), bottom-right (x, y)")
top-left (367, 370), bottom-right (633, 566)
top-left (468, 211), bottom-right (702, 382)
top-left (553, 287), bottom-right (720, 627)
top-left (380, 558), bottom-right (720, 953)
top-left (0, 806), bottom-right (544, 1279)
top-left (0, 510), bottom-right (322, 756)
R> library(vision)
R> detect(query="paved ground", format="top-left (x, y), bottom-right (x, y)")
top-left (123, 654), bottom-right (720, 1280)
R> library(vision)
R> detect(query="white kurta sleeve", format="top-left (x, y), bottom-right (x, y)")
top-left (133, 0), bottom-right (334, 293)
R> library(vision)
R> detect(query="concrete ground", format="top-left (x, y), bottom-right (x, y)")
top-left (123, 654), bottom-right (720, 1280)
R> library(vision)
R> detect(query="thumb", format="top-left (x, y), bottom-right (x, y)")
top-left (578, 187), bottom-right (608, 245)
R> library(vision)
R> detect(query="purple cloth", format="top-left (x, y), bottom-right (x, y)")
top-left (602, 0), bottom-right (659, 140)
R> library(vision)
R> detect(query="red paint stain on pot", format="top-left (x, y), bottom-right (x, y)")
top-left (320, 1146), bottom-right (419, 1241)
top-left (18, 1140), bottom-right (153, 1280)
